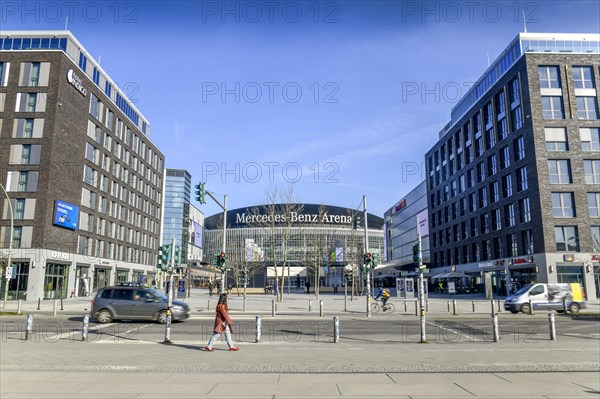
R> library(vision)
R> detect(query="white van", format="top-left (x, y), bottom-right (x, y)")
top-left (504, 283), bottom-right (586, 314)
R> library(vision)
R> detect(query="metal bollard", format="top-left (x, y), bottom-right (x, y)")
top-left (25, 314), bottom-right (33, 341)
top-left (344, 295), bottom-right (347, 312)
top-left (403, 300), bottom-right (407, 312)
top-left (492, 314), bottom-right (500, 342)
top-left (82, 315), bottom-right (89, 341)
top-left (333, 316), bottom-right (339, 343)
top-left (53, 300), bottom-right (58, 316)
top-left (472, 301), bottom-right (476, 313)
top-left (255, 316), bottom-right (262, 343)
top-left (528, 299), bottom-right (534, 315)
top-left (548, 313), bottom-right (556, 341)
top-left (309, 300), bottom-right (312, 312)
top-left (426, 301), bottom-right (429, 312)
top-left (447, 300), bottom-right (451, 312)
top-left (319, 300), bottom-right (324, 317)
top-left (272, 300), bottom-right (276, 317)
top-left (452, 300), bottom-right (457, 315)
top-left (496, 300), bottom-right (502, 313)
top-left (17, 299), bottom-right (22, 315)
top-left (60, 297), bottom-right (64, 311)
top-left (414, 300), bottom-right (418, 316)
top-left (491, 299), bottom-right (495, 316)
top-left (37, 298), bottom-right (41, 310)
top-left (562, 299), bottom-right (567, 314)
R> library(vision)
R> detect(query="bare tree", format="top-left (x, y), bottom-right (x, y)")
top-left (246, 185), bottom-right (303, 302)
top-left (303, 204), bottom-right (329, 299)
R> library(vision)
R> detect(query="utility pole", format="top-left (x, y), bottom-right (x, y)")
top-left (418, 231), bottom-right (427, 343)
top-left (206, 192), bottom-right (227, 290)
top-left (363, 195), bottom-right (371, 317)
top-left (1, 184), bottom-right (14, 310)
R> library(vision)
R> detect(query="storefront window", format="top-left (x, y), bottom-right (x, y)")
top-left (93, 268), bottom-right (109, 291)
top-left (0, 261), bottom-right (29, 300)
top-left (116, 269), bottom-right (129, 283)
top-left (557, 265), bottom-right (586, 299)
top-left (44, 263), bottom-right (69, 299)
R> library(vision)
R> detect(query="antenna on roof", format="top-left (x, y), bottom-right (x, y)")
top-left (65, 17), bottom-right (68, 31)
top-left (486, 51), bottom-right (490, 67)
top-left (523, 10), bottom-right (527, 33)
top-left (98, 55), bottom-right (101, 66)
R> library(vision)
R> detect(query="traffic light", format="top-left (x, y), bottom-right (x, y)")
top-left (157, 244), bottom-right (170, 270)
top-left (412, 243), bottom-right (420, 262)
top-left (372, 254), bottom-right (377, 269)
top-left (363, 252), bottom-right (372, 268)
top-left (352, 215), bottom-right (362, 230)
top-left (195, 182), bottom-right (206, 204)
top-left (173, 246), bottom-right (180, 265)
top-left (344, 269), bottom-right (353, 284)
top-left (218, 252), bottom-right (226, 269)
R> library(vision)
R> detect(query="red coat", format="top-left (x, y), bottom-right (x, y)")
top-left (213, 303), bottom-right (233, 334)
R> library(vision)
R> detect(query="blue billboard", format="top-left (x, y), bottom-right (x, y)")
top-left (53, 200), bottom-right (79, 230)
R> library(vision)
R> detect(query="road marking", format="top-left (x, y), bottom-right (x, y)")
top-left (426, 321), bottom-right (483, 342)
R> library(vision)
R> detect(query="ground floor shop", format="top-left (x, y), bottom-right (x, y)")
top-left (0, 249), bottom-right (157, 302)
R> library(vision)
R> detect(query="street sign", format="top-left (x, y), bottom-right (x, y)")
top-left (5, 266), bottom-right (13, 279)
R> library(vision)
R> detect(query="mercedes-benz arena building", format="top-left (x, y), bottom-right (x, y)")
top-left (203, 204), bottom-right (384, 289)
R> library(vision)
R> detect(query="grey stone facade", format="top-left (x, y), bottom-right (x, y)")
top-left (424, 34), bottom-right (600, 299)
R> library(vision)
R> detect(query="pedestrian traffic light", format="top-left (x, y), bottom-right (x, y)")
top-left (352, 215), bottom-right (361, 230)
top-left (412, 243), bottom-right (420, 262)
top-left (344, 269), bottom-right (353, 284)
top-left (195, 182), bottom-right (206, 204)
top-left (218, 252), bottom-right (226, 269)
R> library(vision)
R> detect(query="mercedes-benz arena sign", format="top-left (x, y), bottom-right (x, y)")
top-left (204, 203), bottom-right (384, 230)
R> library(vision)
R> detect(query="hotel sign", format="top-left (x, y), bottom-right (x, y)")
top-left (66, 69), bottom-right (87, 96)
top-left (510, 256), bottom-right (534, 265)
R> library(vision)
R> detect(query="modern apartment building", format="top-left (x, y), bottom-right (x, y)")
top-left (0, 31), bottom-right (165, 300)
top-left (425, 33), bottom-right (600, 299)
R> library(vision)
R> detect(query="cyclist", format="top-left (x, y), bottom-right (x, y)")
top-left (375, 287), bottom-right (391, 309)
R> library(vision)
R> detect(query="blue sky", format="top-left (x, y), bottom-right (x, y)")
top-left (2, 1), bottom-right (599, 217)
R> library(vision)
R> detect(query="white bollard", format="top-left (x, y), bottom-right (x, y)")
top-left (53, 300), bottom-right (58, 316)
top-left (272, 300), bottom-right (276, 317)
top-left (82, 315), bottom-right (89, 341)
top-left (492, 314), bottom-right (500, 342)
top-left (333, 316), bottom-right (339, 343)
top-left (255, 316), bottom-right (262, 343)
top-left (319, 300), bottom-right (324, 317)
top-left (309, 300), bottom-right (312, 312)
top-left (452, 300), bottom-right (457, 315)
top-left (17, 299), bottom-right (22, 315)
top-left (25, 314), bottom-right (33, 341)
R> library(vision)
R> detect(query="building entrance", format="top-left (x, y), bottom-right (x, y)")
top-left (44, 263), bottom-right (69, 299)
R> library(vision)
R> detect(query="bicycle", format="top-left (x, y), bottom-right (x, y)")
top-left (370, 297), bottom-right (395, 314)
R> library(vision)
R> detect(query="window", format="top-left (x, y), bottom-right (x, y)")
top-left (83, 165), bottom-right (97, 186)
top-left (542, 96), bottom-right (564, 119)
top-left (469, 193), bottom-right (476, 212)
top-left (477, 162), bottom-right (486, 182)
top-left (580, 128), bottom-right (600, 151)
top-left (15, 171), bottom-right (38, 192)
top-left (576, 97), bottom-right (599, 119)
top-left (519, 197), bottom-right (531, 223)
top-left (572, 66), bottom-right (594, 89)
top-left (89, 93), bottom-right (103, 121)
top-left (517, 166), bottom-right (528, 191)
top-left (492, 208), bottom-right (502, 231)
top-left (545, 127), bottom-right (568, 151)
top-left (85, 143), bottom-right (99, 164)
top-left (480, 213), bottom-right (489, 234)
top-left (584, 160), bottom-right (600, 184)
top-left (539, 66), bottom-right (561, 89)
top-left (552, 192), bottom-right (575, 217)
top-left (514, 136), bottom-right (526, 160)
top-left (522, 230), bottom-right (534, 255)
top-left (548, 160), bottom-right (572, 184)
top-left (495, 91), bottom-right (506, 116)
top-left (555, 226), bottom-right (579, 251)
top-left (486, 127), bottom-right (495, 150)
top-left (507, 233), bottom-right (518, 257)
top-left (488, 154), bottom-right (498, 176)
top-left (511, 105), bottom-right (523, 132)
top-left (494, 237), bottom-right (504, 259)
top-left (497, 117), bottom-right (508, 141)
top-left (482, 240), bottom-right (491, 261)
top-left (502, 174), bottom-right (513, 198)
top-left (490, 181), bottom-right (500, 203)
top-left (500, 146), bottom-right (510, 169)
top-left (470, 218), bottom-right (478, 237)
top-left (26, 93), bottom-right (37, 112)
top-left (0, 62), bottom-right (8, 86)
top-left (479, 187), bottom-right (488, 208)
top-left (587, 193), bottom-right (600, 217)
top-left (509, 78), bottom-right (520, 104)
top-left (14, 199), bottom-right (25, 219)
top-left (505, 203), bottom-right (516, 227)
top-left (12, 226), bottom-right (23, 248)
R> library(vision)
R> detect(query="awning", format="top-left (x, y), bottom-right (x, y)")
top-left (432, 271), bottom-right (470, 279)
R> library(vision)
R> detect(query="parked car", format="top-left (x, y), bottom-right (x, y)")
top-left (504, 283), bottom-right (586, 314)
top-left (91, 286), bottom-right (190, 323)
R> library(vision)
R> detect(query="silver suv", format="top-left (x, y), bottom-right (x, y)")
top-left (91, 286), bottom-right (190, 323)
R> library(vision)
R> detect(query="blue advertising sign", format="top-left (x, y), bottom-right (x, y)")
top-left (53, 200), bottom-right (79, 230)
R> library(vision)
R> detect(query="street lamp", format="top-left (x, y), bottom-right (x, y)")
top-left (0, 183), bottom-right (14, 310)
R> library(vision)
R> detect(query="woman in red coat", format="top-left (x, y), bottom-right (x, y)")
top-left (205, 293), bottom-right (239, 351)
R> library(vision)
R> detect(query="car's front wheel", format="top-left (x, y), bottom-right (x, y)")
top-left (569, 303), bottom-right (580, 314)
top-left (157, 310), bottom-right (168, 324)
top-left (96, 309), bottom-right (113, 324)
